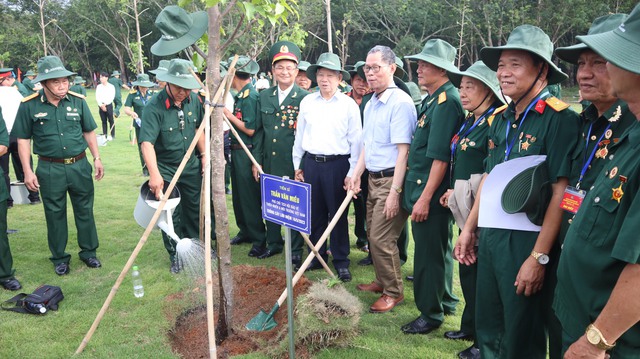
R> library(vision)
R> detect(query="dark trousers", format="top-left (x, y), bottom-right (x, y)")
top-left (352, 169), bottom-right (368, 247)
top-left (304, 154), bottom-right (350, 269)
top-left (0, 154), bottom-right (11, 204)
top-left (8, 136), bottom-right (39, 201)
top-left (99, 104), bottom-right (115, 137)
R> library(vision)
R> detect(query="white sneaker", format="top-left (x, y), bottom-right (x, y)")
top-left (107, 136), bottom-right (113, 141)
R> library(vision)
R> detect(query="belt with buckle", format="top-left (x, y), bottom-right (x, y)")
top-left (230, 144), bottom-right (252, 150)
top-left (369, 168), bottom-right (395, 179)
top-left (39, 152), bottom-right (86, 165)
top-left (305, 153), bottom-right (349, 163)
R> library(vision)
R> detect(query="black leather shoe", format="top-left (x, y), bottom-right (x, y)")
top-left (458, 345), bottom-right (480, 359)
top-left (55, 262), bottom-right (70, 276)
top-left (81, 257), bottom-right (102, 268)
top-left (170, 260), bottom-right (182, 274)
top-left (248, 246), bottom-right (266, 257)
top-left (291, 254), bottom-right (302, 268)
top-left (0, 278), bottom-right (21, 291)
top-left (406, 275), bottom-right (414, 282)
top-left (444, 330), bottom-right (474, 341)
top-left (230, 235), bottom-right (250, 245)
top-left (358, 255), bottom-right (373, 266)
top-left (6, 229), bottom-right (18, 234)
top-left (30, 198), bottom-right (41, 205)
top-left (337, 268), bottom-right (352, 282)
top-left (401, 317), bottom-right (440, 335)
top-left (257, 249), bottom-right (281, 259)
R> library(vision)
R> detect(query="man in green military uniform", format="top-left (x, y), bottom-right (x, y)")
top-left (400, 39), bottom-right (462, 335)
top-left (12, 56), bottom-right (104, 276)
top-left (139, 60), bottom-right (205, 273)
top-left (70, 76), bottom-right (87, 96)
top-left (22, 70), bottom-right (36, 93)
top-left (224, 56), bottom-right (267, 257)
top-left (0, 108), bottom-right (21, 290)
top-left (253, 41), bottom-right (310, 263)
top-left (124, 73), bottom-right (155, 176)
top-left (555, 6), bottom-right (640, 357)
top-left (456, 25), bottom-right (580, 358)
top-left (108, 70), bottom-right (129, 118)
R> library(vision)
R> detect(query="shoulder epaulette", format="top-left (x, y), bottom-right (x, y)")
top-left (68, 90), bottom-right (86, 99)
top-left (21, 92), bottom-right (39, 102)
top-left (494, 104), bottom-right (509, 115)
top-left (129, 89), bottom-right (137, 94)
top-left (545, 96), bottom-right (570, 112)
top-left (437, 92), bottom-right (447, 104)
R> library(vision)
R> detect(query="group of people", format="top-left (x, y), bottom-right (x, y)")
top-left (0, 3), bottom-right (639, 359)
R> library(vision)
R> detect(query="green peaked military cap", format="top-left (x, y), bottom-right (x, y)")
top-left (556, 14), bottom-right (629, 64)
top-left (405, 39), bottom-right (457, 73)
top-left (297, 60), bottom-right (311, 72)
top-left (270, 41), bottom-right (301, 64)
top-left (0, 68), bottom-right (13, 78)
top-left (447, 61), bottom-right (505, 105)
top-left (156, 59), bottom-right (200, 89)
top-left (577, 4), bottom-right (640, 74)
top-left (149, 59), bottom-right (171, 75)
top-left (73, 76), bottom-right (86, 84)
top-left (24, 70), bottom-right (36, 76)
top-left (228, 56), bottom-right (260, 75)
top-left (131, 73), bottom-right (155, 88)
top-left (33, 56), bottom-right (76, 83)
top-left (480, 25), bottom-right (568, 85)
top-left (151, 5), bottom-right (208, 57)
top-left (306, 52), bottom-right (350, 83)
top-left (501, 161), bottom-right (551, 226)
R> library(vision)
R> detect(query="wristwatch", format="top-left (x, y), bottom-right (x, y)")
top-left (391, 185), bottom-right (402, 194)
top-left (586, 324), bottom-right (615, 350)
top-left (530, 250), bottom-right (549, 265)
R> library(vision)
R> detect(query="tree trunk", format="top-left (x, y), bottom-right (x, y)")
top-left (325, 0), bottom-right (332, 53)
top-left (207, 4), bottom-right (234, 344)
top-left (133, 0), bottom-right (144, 73)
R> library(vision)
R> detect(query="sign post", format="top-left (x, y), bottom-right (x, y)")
top-left (261, 174), bottom-right (311, 359)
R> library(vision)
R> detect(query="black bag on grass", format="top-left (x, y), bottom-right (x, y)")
top-left (1, 285), bottom-right (64, 315)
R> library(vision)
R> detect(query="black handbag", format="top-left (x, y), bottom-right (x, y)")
top-left (1, 284), bottom-right (64, 315)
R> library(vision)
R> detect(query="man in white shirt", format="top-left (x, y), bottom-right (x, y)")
top-left (292, 52), bottom-right (362, 282)
top-left (95, 72), bottom-right (116, 140)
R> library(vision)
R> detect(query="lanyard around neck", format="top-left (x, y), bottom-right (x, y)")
top-left (504, 92), bottom-right (548, 161)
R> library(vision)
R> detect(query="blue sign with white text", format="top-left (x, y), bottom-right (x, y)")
top-left (261, 174), bottom-right (311, 234)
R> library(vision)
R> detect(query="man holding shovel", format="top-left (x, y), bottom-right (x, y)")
top-left (139, 59), bottom-right (206, 273)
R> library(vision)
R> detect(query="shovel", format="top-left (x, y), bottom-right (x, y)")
top-left (246, 189), bottom-right (355, 331)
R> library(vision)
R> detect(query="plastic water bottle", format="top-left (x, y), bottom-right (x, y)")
top-left (132, 265), bottom-right (144, 298)
top-left (24, 301), bottom-right (46, 314)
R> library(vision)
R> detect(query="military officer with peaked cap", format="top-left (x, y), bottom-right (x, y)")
top-left (400, 38), bottom-right (462, 335)
top-left (224, 56), bottom-right (267, 257)
top-left (139, 59), bottom-right (206, 273)
top-left (455, 25), bottom-right (580, 358)
top-left (554, 5), bottom-right (640, 358)
top-left (252, 41), bottom-right (310, 264)
top-left (0, 68), bottom-right (30, 97)
top-left (12, 56), bottom-right (104, 276)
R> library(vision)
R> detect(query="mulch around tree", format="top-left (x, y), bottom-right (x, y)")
top-left (168, 264), bottom-right (312, 358)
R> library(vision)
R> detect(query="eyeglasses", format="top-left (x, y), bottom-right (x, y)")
top-left (178, 110), bottom-right (185, 130)
top-left (363, 64), bottom-right (388, 74)
top-left (274, 65), bottom-right (297, 72)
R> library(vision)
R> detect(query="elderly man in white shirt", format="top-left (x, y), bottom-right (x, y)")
top-left (292, 52), bottom-right (362, 282)
top-left (95, 71), bottom-right (116, 140)
top-left (0, 81), bottom-right (26, 207)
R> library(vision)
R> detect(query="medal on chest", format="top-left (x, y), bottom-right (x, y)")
top-left (611, 175), bottom-right (627, 203)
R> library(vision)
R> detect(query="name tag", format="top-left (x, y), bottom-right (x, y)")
top-left (67, 113), bottom-right (80, 117)
top-left (560, 186), bottom-right (586, 214)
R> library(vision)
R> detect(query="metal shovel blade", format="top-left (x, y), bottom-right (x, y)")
top-left (246, 303), bottom-right (279, 331)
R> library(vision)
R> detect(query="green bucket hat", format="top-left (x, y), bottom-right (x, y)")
top-left (132, 73), bottom-right (155, 88)
top-left (405, 82), bottom-right (423, 106)
top-left (111, 70), bottom-right (120, 76)
top-left (228, 56), bottom-right (260, 75)
top-left (501, 161), bottom-right (551, 226)
top-left (73, 76), bottom-right (86, 84)
top-left (447, 61), bottom-right (505, 105)
top-left (298, 61), bottom-right (311, 72)
top-left (348, 61), bottom-right (365, 78)
top-left (306, 52), bottom-right (350, 83)
top-left (480, 25), bottom-right (568, 85)
top-left (577, 4), bottom-right (640, 74)
top-left (405, 39), bottom-right (457, 73)
top-left (156, 59), bottom-right (200, 89)
top-left (24, 70), bottom-right (36, 77)
top-left (149, 60), bottom-right (171, 75)
top-left (556, 14), bottom-right (629, 64)
top-left (150, 5), bottom-right (208, 57)
top-left (270, 41), bottom-right (301, 65)
top-left (32, 56), bottom-right (76, 83)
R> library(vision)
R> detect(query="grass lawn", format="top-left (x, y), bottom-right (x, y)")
top-left (1, 88), bottom-right (476, 358)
